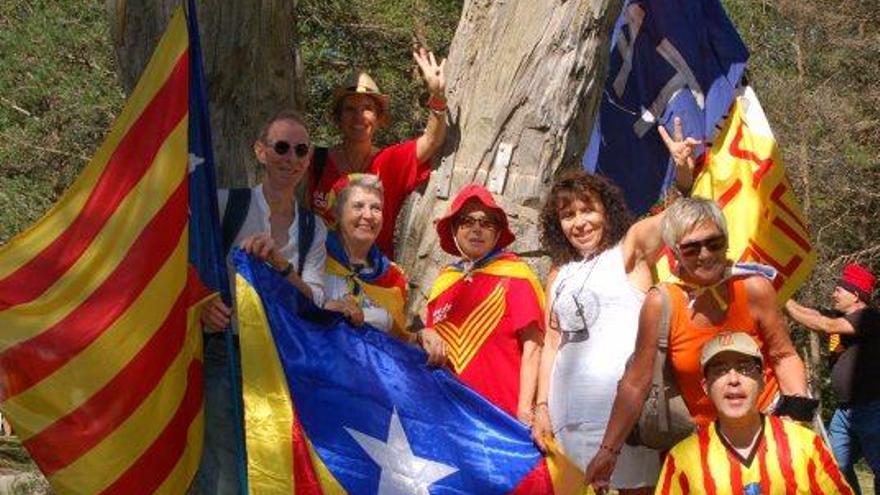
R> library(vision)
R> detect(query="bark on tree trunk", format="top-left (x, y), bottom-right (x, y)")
top-left (398, 0), bottom-right (622, 319)
top-left (105, 0), bottom-right (302, 186)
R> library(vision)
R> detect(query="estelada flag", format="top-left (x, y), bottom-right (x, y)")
top-left (0, 3), bottom-right (225, 493)
top-left (233, 250), bottom-right (591, 494)
top-left (655, 87), bottom-right (816, 301)
top-left (583, 0), bottom-right (748, 215)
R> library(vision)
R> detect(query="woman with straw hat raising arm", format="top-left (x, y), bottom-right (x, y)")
top-left (308, 48), bottom-right (447, 259)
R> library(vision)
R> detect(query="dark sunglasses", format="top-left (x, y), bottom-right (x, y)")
top-left (269, 140), bottom-right (309, 158)
top-left (678, 235), bottom-right (727, 258)
top-left (456, 215), bottom-right (499, 231)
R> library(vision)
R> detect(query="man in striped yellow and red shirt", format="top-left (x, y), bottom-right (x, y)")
top-left (657, 332), bottom-right (852, 495)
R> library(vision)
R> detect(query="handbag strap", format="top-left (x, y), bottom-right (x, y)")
top-left (652, 284), bottom-right (672, 432)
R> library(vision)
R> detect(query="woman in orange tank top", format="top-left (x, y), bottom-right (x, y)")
top-left (584, 197), bottom-right (808, 488)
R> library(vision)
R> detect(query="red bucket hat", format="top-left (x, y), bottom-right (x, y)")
top-left (435, 184), bottom-right (515, 256)
top-left (839, 263), bottom-right (876, 301)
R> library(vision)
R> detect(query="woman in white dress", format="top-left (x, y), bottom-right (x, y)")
top-left (531, 170), bottom-right (673, 494)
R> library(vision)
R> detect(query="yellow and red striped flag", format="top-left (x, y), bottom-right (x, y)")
top-left (656, 87), bottom-right (816, 302)
top-left (0, 6), bottom-right (216, 494)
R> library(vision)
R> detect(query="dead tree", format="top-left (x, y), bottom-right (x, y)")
top-left (397, 0), bottom-right (622, 317)
top-left (105, 0), bottom-right (302, 186)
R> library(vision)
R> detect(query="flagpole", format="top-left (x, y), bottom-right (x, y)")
top-left (184, 0), bottom-right (250, 493)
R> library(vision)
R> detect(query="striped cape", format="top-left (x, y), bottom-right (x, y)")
top-left (0, 5), bottom-right (218, 494)
top-left (234, 250), bottom-right (590, 494)
top-left (324, 230), bottom-right (408, 340)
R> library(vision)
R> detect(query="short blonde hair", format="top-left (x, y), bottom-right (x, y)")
top-left (661, 197), bottom-right (728, 253)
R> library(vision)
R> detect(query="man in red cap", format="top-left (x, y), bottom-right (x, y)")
top-left (785, 263), bottom-right (880, 494)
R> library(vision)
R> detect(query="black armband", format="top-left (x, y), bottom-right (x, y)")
top-left (773, 395), bottom-right (819, 422)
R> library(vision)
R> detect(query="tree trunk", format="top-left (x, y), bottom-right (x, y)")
top-left (398, 0), bottom-right (622, 318)
top-left (105, 0), bottom-right (302, 186)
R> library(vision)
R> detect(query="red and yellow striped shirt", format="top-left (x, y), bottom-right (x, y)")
top-left (656, 416), bottom-right (853, 495)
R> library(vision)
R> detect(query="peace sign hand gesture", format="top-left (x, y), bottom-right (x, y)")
top-left (658, 116), bottom-right (701, 192)
top-left (413, 47), bottom-right (447, 100)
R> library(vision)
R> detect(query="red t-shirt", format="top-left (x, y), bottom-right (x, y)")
top-left (307, 140), bottom-right (431, 259)
top-left (426, 254), bottom-right (545, 417)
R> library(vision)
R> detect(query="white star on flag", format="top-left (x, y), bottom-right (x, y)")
top-left (346, 408), bottom-right (458, 495)
top-left (188, 152), bottom-right (205, 173)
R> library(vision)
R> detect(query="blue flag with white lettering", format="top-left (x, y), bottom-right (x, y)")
top-left (583, 0), bottom-right (748, 214)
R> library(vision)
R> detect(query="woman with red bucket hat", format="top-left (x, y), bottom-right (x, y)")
top-left (423, 185), bottom-right (545, 419)
top-left (421, 184), bottom-right (553, 491)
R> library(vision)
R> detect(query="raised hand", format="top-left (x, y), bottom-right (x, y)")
top-left (658, 116), bottom-right (701, 191)
top-left (413, 47), bottom-right (447, 99)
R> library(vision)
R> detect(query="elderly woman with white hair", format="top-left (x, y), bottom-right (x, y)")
top-left (321, 174), bottom-right (446, 364)
top-left (321, 174), bottom-right (408, 338)
top-left (584, 196), bottom-right (810, 488)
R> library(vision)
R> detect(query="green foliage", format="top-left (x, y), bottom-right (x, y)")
top-left (0, 0), bottom-right (123, 244)
top-left (298, 0), bottom-right (460, 147)
top-left (724, 0), bottom-right (880, 422)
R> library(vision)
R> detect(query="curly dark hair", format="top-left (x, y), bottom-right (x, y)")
top-left (540, 169), bottom-right (634, 265)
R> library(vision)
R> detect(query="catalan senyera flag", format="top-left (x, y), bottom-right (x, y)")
top-left (0, 3), bottom-right (224, 493)
top-left (233, 250), bottom-right (591, 495)
top-left (655, 87), bottom-right (816, 301)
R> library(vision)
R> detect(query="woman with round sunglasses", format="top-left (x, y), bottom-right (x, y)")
top-left (582, 197), bottom-right (809, 490)
top-left (307, 48), bottom-right (447, 260)
top-left (422, 185), bottom-right (555, 491)
top-left (531, 169), bottom-right (667, 494)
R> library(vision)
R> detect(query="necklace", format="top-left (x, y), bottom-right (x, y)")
top-left (552, 250), bottom-right (605, 334)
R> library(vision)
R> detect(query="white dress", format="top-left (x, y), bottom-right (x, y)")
top-left (548, 244), bottom-right (659, 488)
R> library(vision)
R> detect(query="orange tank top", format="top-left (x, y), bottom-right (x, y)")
top-left (667, 277), bottom-right (780, 427)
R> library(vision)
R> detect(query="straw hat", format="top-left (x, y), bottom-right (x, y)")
top-left (331, 71), bottom-right (390, 123)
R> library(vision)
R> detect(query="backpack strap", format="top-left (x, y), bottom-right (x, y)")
top-left (222, 188), bottom-right (252, 255)
top-left (652, 283), bottom-right (673, 432)
top-left (310, 147), bottom-right (329, 191)
top-left (296, 204), bottom-right (316, 276)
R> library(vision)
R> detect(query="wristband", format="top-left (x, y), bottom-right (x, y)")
top-left (427, 95), bottom-right (447, 112)
top-left (277, 261), bottom-right (294, 277)
top-left (773, 394), bottom-right (819, 422)
top-left (599, 444), bottom-right (621, 456)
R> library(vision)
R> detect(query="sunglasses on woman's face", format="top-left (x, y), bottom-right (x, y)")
top-left (677, 235), bottom-right (727, 258)
top-left (269, 140), bottom-right (309, 158)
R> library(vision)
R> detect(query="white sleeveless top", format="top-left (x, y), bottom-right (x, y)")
top-left (547, 244), bottom-right (659, 487)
